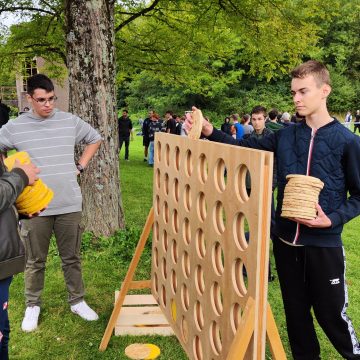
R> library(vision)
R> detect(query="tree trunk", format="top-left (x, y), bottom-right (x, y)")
top-left (64, 0), bottom-right (124, 236)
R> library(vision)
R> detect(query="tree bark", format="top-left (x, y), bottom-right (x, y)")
top-left (64, 0), bottom-right (124, 236)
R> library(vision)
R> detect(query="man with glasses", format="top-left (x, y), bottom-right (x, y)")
top-left (0, 74), bottom-right (102, 332)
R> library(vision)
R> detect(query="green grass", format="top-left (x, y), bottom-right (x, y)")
top-left (8, 130), bottom-right (360, 359)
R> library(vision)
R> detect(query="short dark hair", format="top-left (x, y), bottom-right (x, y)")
top-left (27, 74), bottom-right (54, 96)
top-left (240, 114), bottom-right (250, 124)
top-left (122, 109), bottom-right (128, 113)
top-left (165, 110), bottom-right (173, 116)
top-left (251, 105), bottom-right (267, 117)
top-left (268, 109), bottom-right (278, 120)
top-left (291, 60), bottom-right (330, 87)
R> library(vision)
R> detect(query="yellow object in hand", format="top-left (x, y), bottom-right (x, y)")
top-left (4, 151), bottom-right (54, 215)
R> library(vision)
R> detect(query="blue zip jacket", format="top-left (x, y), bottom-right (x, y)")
top-left (208, 119), bottom-right (360, 247)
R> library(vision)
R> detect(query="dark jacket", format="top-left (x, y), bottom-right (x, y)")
top-left (148, 120), bottom-right (163, 142)
top-left (221, 122), bottom-right (233, 135)
top-left (0, 158), bottom-right (28, 280)
top-left (0, 102), bottom-right (10, 129)
top-left (208, 119), bottom-right (360, 247)
top-left (243, 127), bottom-right (276, 189)
top-left (118, 116), bottom-right (133, 138)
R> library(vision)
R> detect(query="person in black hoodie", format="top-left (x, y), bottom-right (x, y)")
top-left (186, 60), bottom-right (360, 359)
top-left (0, 156), bottom-right (39, 360)
top-left (118, 109), bottom-right (133, 161)
top-left (220, 116), bottom-right (233, 135)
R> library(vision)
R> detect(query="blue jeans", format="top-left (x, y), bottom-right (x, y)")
top-left (148, 141), bottom-right (154, 165)
top-left (0, 277), bottom-right (12, 360)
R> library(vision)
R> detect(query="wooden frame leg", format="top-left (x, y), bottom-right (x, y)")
top-left (266, 303), bottom-right (287, 360)
top-left (99, 207), bottom-right (154, 351)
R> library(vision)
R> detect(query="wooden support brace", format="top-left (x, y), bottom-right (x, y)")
top-left (128, 280), bottom-right (152, 290)
top-left (266, 303), bottom-right (287, 360)
top-left (99, 207), bottom-right (154, 351)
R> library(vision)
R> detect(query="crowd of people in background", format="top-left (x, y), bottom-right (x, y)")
top-left (345, 109), bottom-right (360, 133)
top-left (118, 106), bottom-right (360, 165)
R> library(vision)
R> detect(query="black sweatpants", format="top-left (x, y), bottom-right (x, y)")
top-left (273, 238), bottom-right (360, 360)
top-left (119, 136), bottom-right (130, 160)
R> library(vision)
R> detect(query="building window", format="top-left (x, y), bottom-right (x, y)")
top-left (22, 58), bottom-right (38, 92)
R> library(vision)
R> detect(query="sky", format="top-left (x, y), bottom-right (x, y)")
top-left (0, 12), bottom-right (25, 28)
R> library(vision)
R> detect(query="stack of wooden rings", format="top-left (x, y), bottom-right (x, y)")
top-left (281, 174), bottom-right (324, 219)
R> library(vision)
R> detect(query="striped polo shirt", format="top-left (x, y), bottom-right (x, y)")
top-left (0, 109), bottom-right (102, 216)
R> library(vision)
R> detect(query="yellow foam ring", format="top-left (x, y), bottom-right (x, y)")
top-left (16, 184), bottom-right (46, 208)
top-left (19, 189), bottom-right (54, 215)
top-left (16, 179), bottom-right (44, 203)
top-left (16, 181), bottom-right (47, 208)
top-left (171, 299), bottom-right (177, 322)
top-left (145, 344), bottom-right (161, 359)
top-left (4, 151), bottom-right (31, 170)
top-left (16, 185), bottom-right (49, 210)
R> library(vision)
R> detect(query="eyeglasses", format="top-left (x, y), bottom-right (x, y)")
top-left (31, 95), bottom-right (58, 105)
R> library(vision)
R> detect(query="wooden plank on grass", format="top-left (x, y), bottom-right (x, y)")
top-left (115, 293), bottom-right (158, 306)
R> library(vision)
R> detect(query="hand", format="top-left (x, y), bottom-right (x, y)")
top-left (26, 207), bottom-right (47, 218)
top-left (183, 106), bottom-right (214, 137)
top-left (13, 159), bottom-right (40, 185)
top-left (292, 204), bottom-right (332, 228)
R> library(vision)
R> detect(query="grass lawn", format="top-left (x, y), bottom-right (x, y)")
top-left (8, 128), bottom-right (360, 359)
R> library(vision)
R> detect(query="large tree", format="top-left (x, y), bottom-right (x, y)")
top-left (0, 0), bottom-right (343, 235)
top-left (64, 0), bottom-right (124, 235)
top-left (0, 0), bottom-right (163, 236)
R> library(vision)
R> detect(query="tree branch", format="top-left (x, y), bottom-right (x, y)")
top-left (21, 43), bottom-right (66, 63)
top-left (115, 0), bottom-right (161, 32)
top-left (0, 6), bottom-right (55, 16)
top-left (39, 0), bottom-right (59, 13)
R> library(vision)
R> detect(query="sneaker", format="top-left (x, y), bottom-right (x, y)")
top-left (21, 306), bottom-right (40, 332)
top-left (70, 301), bottom-right (99, 321)
top-left (143, 158), bottom-right (147, 162)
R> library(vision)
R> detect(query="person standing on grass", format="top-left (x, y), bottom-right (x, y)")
top-left (165, 111), bottom-right (177, 134)
top-left (185, 60), bottom-right (360, 359)
top-left (0, 74), bottom-right (102, 332)
top-left (118, 109), bottom-right (133, 161)
top-left (266, 108), bottom-right (284, 132)
top-left (142, 110), bottom-right (154, 162)
top-left (354, 110), bottom-right (360, 134)
top-left (1, 154), bottom-right (39, 359)
top-left (345, 110), bottom-right (352, 130)
top-left (231, 113), bottom-right (244, 139)
top-left (221, 116), bottom-right (233, 135)
top-left (147, 113), bottom-right (163, 167)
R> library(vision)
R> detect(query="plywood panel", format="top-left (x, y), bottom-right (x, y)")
top-left (151, 133), bottom-right (273, 360)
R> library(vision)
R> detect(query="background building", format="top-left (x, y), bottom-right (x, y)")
top-left (16, 57), bottom-right (69, 112)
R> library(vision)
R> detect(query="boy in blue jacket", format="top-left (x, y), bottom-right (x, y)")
top-left (187, 60), bottom-right (360, 359)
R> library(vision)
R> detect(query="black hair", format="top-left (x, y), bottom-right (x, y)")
top-left (251, 105), bottom-right (267, 116)
top-left (122, 109), bottom-right (128, 113)
top-left (268, 109), bottom-right (278, 120)
top-left (27, 74), bottom-right (54, 96)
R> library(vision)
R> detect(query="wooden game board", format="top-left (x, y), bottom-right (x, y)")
top-left (151, 132), bottom-right (274, 359)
